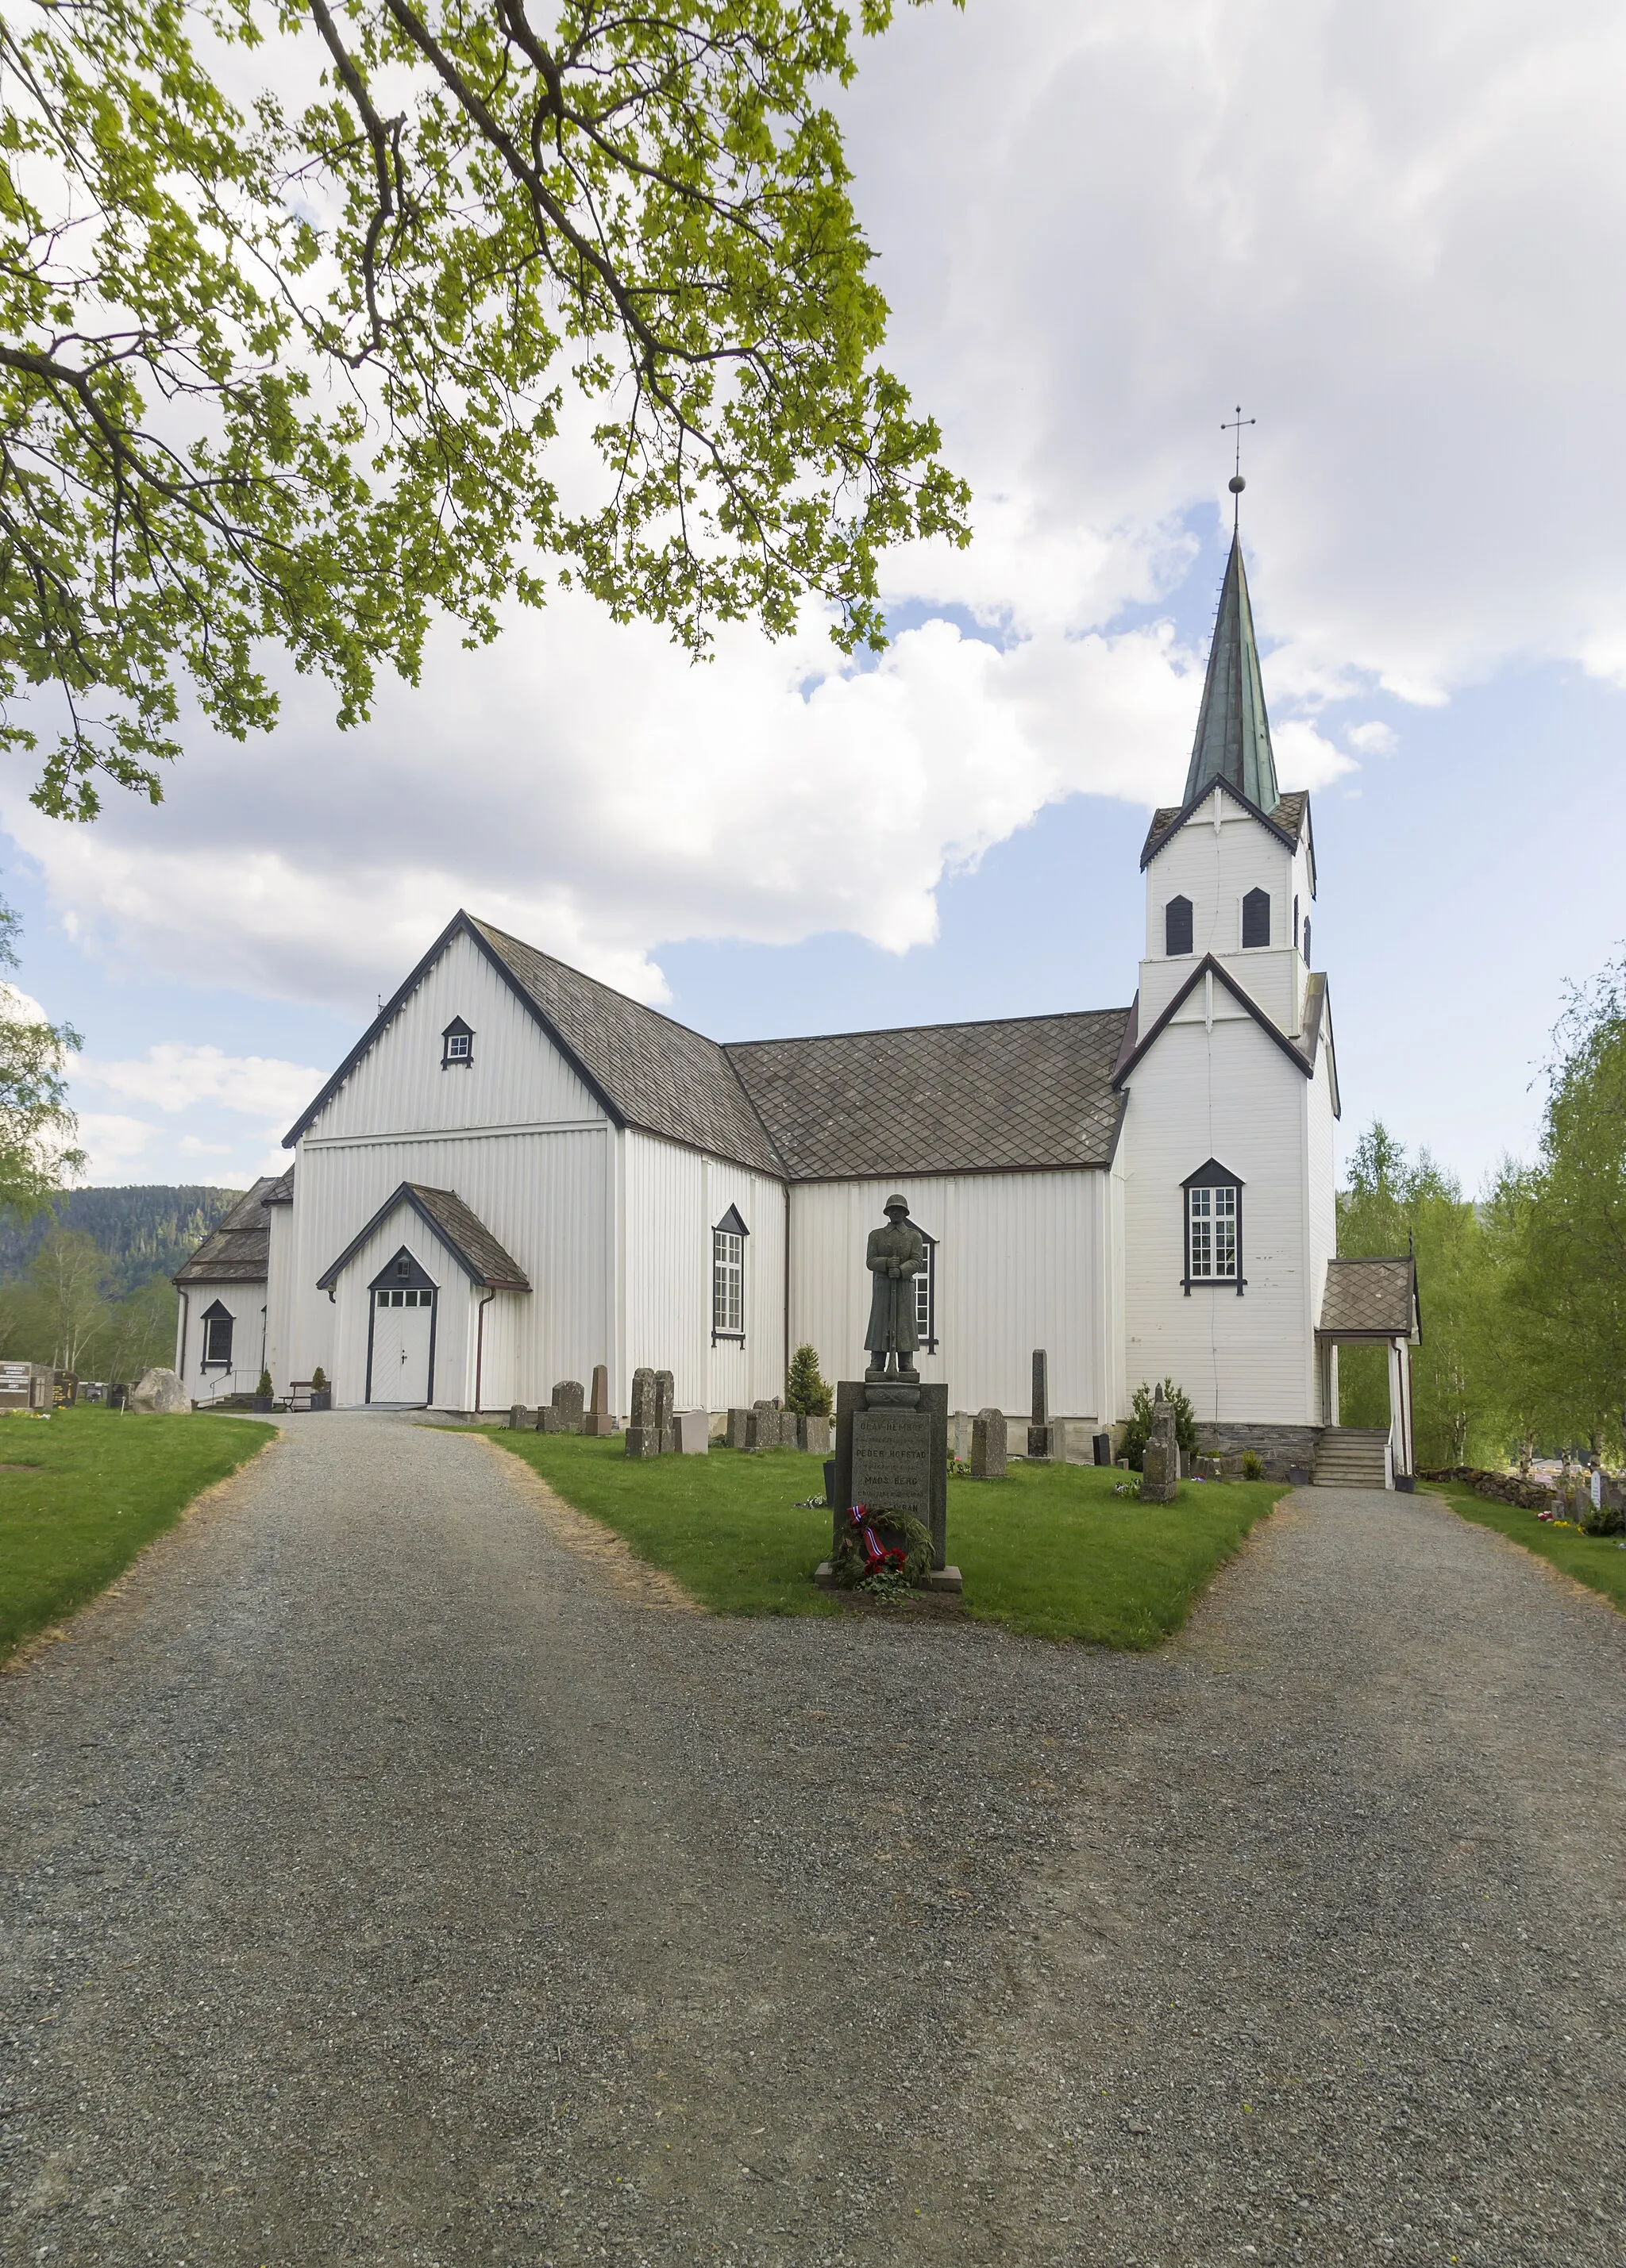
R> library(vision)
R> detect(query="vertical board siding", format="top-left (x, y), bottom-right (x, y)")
top-left (788, 1172), bottom-right (1108, 1421)
top-left (175, 1280), bottom-right (267, 1406)
top-left (1120, 1014), bottom-right (1318, 1423)
top-left (1142, 803), bottom-right (1313, 1035)
top-left (264, 1204), bottom-right (295, 1395)
top-left (619, 1133), bottom-right (788, 1412)
top-left (304, 929), bottom-right (604, 1143)
top-left (285, 1126), bottom-right (607, 1410)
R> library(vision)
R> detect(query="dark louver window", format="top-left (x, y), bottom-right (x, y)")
top-left (1165, 895), bottom-right (1193, 957)
top-left (1242, 888), bottom-right (1270, 949)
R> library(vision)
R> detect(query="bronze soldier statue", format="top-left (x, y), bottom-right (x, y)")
top-left (864, 1195), bottom-right (927, 1382)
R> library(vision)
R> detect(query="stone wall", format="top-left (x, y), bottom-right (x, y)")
top-left (1193, 1422), bottom-right (1323, 1481)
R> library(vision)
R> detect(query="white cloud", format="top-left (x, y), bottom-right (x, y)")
top-left (76, 1043), bottom-right (326, 1120)
top-left (3, 0), bottom-right (1623, 1007)
top-left (74, 1113), bottom-right (158, 1177)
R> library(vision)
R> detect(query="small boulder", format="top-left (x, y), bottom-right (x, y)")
top-left (130, 1367), bottom-right (191, 1415)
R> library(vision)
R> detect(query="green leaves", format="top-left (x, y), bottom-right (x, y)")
top-left (0, 0), bottom-right (969, 816)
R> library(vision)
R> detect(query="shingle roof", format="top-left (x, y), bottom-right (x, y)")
top-left (315, 1181), bottom-right (530, 1292)
top-left (1318, 1257), bottom-right (1418, 1338)
top-left (262, 1168), bottom-right (294, 1205)
top-left (173, 1177), bottom-right (279, 1284)
top-left (469, 921), bottom-right (784, 1176)
top-left (1141, 783), bottom-right (1309, 868)
top-left (726, 1009), bottom-right (1131, 1179)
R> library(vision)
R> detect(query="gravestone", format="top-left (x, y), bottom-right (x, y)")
top-left (508, 1404), bottom-right (530, 1430)
top-left (950, 1410), bottom-right (973, 1460)
top-left (625, 1366), bottom-right (661, 1457)
top-left (674, 1408), bottom-right (710, 1455)
top-left (803, 1413), bottom-right (833, 1457)
top-left (546, 1378), bottom-right (584, 1434)
top-left (970, 1407), bottom-right (1007, 1480)
top-left (1027, 1349), bottom-right (1050, 1460)
top-left (584, 1364), bottom-right (615, 1437)
top-left (1092, 1430), bottom-right (1114, 1467)
top-left (725, 1407), bottom-right (751, 1451)
top-left (655, 1369), bottom-right (676, 1455)
top-left (750, 1396), bottom-right (778, 1450)
top-left (780, 1407), bottom-right (802, 1449)
top-left (1139, 1388), bottom-right (1179, 1503)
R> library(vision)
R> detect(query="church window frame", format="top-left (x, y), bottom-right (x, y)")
top-left (441, 1016), bottom-right (475, 1069)
top-left (200, 1299), bottom-right (235, 1368)
top-left (1241, 888), bottom-right (1270, 949)
top-left (910, 1220), bottom-right (938, 1353)
top-left (1164, 895), bottom-right (1194, 957)
top-left (711, 1205), bottom-right (748, 1345)
top-left (1181, 1160), bottom-right (1245, 1296)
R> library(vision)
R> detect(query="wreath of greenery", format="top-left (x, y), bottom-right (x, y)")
top-left (831, 1506), bottom-right (934, 1592)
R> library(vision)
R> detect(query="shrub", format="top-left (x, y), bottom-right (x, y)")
top-left (256, 1369), bottom-right (273, 1400)
top-left (1119, 1378), bottom-right (1198, 1472)
top-left (784, 1342), bottom-right (832, 1417)
top-left (1242, 1450), bottom-right (1263, 1481)
top-left (310, 1365), bottom-right (327, 1392)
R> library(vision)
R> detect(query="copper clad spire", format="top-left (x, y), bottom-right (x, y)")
top-left (1182, 530), bottom-right (1279, 811)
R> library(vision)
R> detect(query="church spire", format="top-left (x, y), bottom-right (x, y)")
top-left (1182, 528), bottom-right (1279, 811)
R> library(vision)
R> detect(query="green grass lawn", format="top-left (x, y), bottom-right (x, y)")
top-left (1424, 1484), bottom-right (1626, 1616)
top-left (0, 1403), bottom-right (275, 1662)
top-left (490, 1430), bottom-right (1285, 1647)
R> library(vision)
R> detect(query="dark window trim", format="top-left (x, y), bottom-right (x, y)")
top-left (909, 1219), bottom-right (939, 1353)
top-left (364, 1246), bottom-right (438, 1406)
top-left (1181, 1158), bottom-right (1245, 1297)
top-left (441, 1015), bottom-right (475, 1069)
top-left (1165, 895), bottom-right (1193, 957)
top-left (199, 1297), bottom-right (234, 1369)
top-left (1241, 888), bottom-right (1271, 949)
top-left (711, 1209), bottom-right (748, 1346)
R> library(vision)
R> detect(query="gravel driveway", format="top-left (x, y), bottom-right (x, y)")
top-left (2, 1415), bottom-right (1622, 2268)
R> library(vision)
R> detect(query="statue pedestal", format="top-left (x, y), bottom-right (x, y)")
top-left (833, 1377), bottom-right (950, 1575)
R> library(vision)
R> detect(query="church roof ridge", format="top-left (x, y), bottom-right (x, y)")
top-left (1184, 532), bottom-right (1279, 811)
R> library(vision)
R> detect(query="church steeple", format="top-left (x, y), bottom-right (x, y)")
top-left (1182, 531), bottom-right (1279, 812)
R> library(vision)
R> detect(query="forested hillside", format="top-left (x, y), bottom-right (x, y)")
top-left (0, 1187), bottom-right (238, 1294)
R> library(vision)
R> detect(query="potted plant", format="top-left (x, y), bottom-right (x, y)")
top-left (309, 1365), bottom-right (331, 1412)
top-left (252, 1369), bottom-right (275, 1414)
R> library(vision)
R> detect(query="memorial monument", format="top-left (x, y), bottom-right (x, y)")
top-left (824, 1196), bottom-right (959, 1593)
top-left (1139, 1387), bottom-right (1179, 1504)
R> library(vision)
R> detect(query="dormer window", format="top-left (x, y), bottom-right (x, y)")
top-left (1241, 888), bottom-right (1270, 949)
top-left (1165, 895), bottom-right (1193, 957)
top-left (441, 1016), bottom-right (474, 1069)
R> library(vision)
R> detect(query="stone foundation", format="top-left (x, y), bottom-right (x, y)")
top-left (1193, 1423), bottom-right (1324, 1481)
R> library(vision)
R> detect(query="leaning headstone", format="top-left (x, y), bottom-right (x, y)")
top-left (655, 1369), bottom-right (676, 1455)
top-left (970, 1406), bottom-right (1007, 1479)
top-left (584, 1364), bottom-right (615, 1437)
top-left (549, 1378), bottom-right (585, 1434)
top-left (803, 1413), bottom-right (833, 1457)
top-left (1027, 1349), bottom-right (1050, 1460)
top-left (1139, 1388), bottom-right (1179, 1503)
top-left (130, 1366), bottom-right (191, 1415)
top-left (625, 1366), bottom-right (661, 1457)
top-left (725, 1406), bottom-right (751, 1451)
top-left (674, 1408), bottom-right (710, 1455)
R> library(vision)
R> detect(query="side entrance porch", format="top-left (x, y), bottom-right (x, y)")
top-left (1314, 1255), bottom-right (1422, 1490)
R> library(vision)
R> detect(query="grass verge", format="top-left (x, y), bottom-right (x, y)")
top-left (0, 1403), bottom-right (275, 1662)
top-left (1424, 1484), bottom-right (1626, 1616)
top-left (490, 1430), bottom-right (1285, 1647)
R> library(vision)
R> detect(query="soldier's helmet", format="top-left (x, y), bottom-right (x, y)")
top-left (884, 1194), bottom-right (910, 1217)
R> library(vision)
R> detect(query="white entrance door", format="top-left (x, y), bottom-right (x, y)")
top-left (371, 1287), bottom-right (434, 1404)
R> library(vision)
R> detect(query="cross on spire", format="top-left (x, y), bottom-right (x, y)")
top-left (1222, 405), bottom-right (1254, 524)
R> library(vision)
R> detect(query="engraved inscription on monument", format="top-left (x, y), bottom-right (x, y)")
top-left (850, 1407), bottom-right (933, 1519)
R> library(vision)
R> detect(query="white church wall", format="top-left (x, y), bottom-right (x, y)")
top-left (302, 926), bottom-right (605, 1144)
top-left (175, 1279), bottom-right (266, 1406)
top-left (788, 1171), bottom-right (1112, 1422)
top-left (283, 1123), bottom-right (609, 1410)
top-left (263, 1200), bottom-right (295, 1395)
top-left (619, 1131), bottom-right (788, 1413)
top-left (1120, 1013), bottom-right (1318, 1424)
top-left (320, 1192), bottom-right (479, 1410)
top-left (1305, 1034), bottom-right (1339, 1423)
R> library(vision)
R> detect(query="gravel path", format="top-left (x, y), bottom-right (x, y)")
top-left (2, 1418), bottom-right (1623, 2268)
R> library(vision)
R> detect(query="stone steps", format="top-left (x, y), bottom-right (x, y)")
top-left (1313, 1428), bottom-right (1390, 1488)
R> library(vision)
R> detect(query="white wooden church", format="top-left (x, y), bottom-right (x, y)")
top-left (175, 533), bottom-right (1419, 1481)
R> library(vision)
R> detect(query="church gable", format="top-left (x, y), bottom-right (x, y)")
top-left (286, 921), bottom-right (607, 1146)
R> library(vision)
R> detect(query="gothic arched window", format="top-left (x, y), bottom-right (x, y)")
top-left (1241, 888), bottom-right (1270, 949)
top-left (1165, 895), bottom-right (1193, 957)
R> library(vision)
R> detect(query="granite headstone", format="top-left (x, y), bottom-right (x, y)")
top-left (584, 1364), bottom-right (615, 1437)
top-left (970, 1406), bottom-right (1007, 1480)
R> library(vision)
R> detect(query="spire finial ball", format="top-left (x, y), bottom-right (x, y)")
top-left (1228, 474), bottom-right (1246, 495)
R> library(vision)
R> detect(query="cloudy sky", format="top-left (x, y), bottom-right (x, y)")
top-left (5, 0), bottom-right (1624, 1193)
